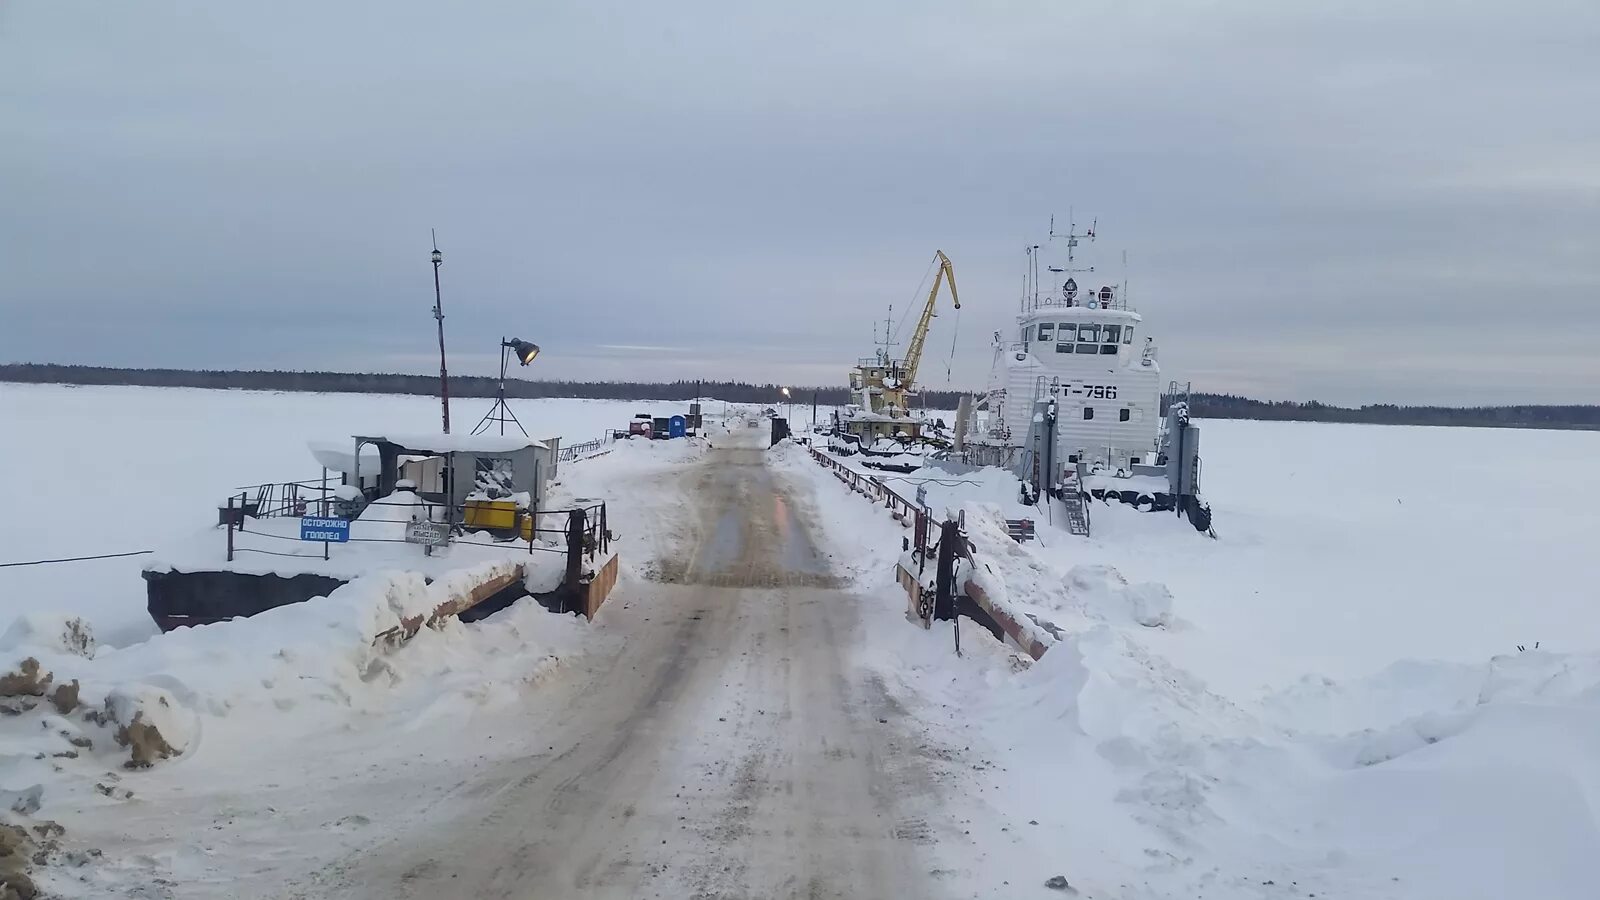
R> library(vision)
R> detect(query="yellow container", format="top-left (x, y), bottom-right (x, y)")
top-left (464, 499), bottom-right (518, 531)
top-left (519, 511), bottom-right (535, 542)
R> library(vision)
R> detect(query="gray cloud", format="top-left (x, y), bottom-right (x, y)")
top-left (2, 0), bottom-right (1596, 403)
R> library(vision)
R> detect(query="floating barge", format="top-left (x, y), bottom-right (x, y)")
top-left (144, 432), bottom-right (618, 632)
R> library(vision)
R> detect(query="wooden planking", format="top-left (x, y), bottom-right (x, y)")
top-left (374, 565), bottom-right (525, 646)
top-left (583, 553), bottom-right (620, 620)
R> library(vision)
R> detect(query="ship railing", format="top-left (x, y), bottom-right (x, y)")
top-left (1030, 294), bottom-right (1131, 311)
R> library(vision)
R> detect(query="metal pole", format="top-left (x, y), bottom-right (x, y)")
top-left (432, 231), bottom-right (451, 434)
top-left (498, 339), bottom-right (508, 435)
top-left (226, 495), bottom-right (235, 562)
top-left (934, 519), bottom-right (959, 621)
top-left (321, 466), bottom-right (329, 561)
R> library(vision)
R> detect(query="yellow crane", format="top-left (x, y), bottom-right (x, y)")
top-left (885, 250), bottom-right (960, 414)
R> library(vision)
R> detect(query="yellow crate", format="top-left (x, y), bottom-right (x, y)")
top-left (464, 499), bottom-right (518, 531)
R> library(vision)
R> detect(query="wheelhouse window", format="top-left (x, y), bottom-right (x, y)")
top-left (1076, 342), bottom-right (1098, 354)
top-left (1100, 344), bottom-right (1118, 354)
top-left (1123, 327), bottom-right (1134, 344)
top-left (1077, 324), bottom-right (1100, 342)
top-left (1023, 325), bottom-right (1034, 343)
top-left (1102, 324), bottom-right (1121, 343)
top-left (1037, 323), bottom-right (1054, 342)
top-left (1056, 342), bottom-right (1073, 353)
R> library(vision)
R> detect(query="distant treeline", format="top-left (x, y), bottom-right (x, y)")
top-left (0, 363), bottom-right (905, 407)
top-left (3, 364), bottom-right (1596, 430)
top-left (1185, 393), bottom-right (1600, 430)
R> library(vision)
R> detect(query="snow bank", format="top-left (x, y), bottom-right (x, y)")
top-left (1049, 564), bottom-right (1175, 627)
top-left (0, 558), bottom-right (530, 777)
top-left (0, 615), bottom-right (96, 659)
top-left (788, 431), bottom-right (1600, 897)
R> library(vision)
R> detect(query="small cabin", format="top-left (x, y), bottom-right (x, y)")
top-left (349, 433), bottom-right (561, 513)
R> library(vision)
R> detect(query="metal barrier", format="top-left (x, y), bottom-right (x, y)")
top-left (804, 444), bottom-right (924, 526)
top-left (221, 493), bottom-right (606, 567)
top-left (805, 445), bottom-right (1050, 661)
top-left (558, 434), bottom-right (614, 463)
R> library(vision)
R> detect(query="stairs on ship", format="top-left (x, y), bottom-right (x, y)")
top-left (1058, 474), bottom-right (1091, 537)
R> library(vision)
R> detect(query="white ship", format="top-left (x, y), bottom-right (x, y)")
top-left (962, 218), bottom-right (1211, 533)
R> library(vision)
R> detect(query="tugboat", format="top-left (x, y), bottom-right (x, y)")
top-left (830, 251), bottom-right (961, 471)
top-left (961, 218), bottom-right (1212, 534)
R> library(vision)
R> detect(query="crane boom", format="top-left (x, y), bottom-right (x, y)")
top-left (889, 250), bottom-right (960, 411)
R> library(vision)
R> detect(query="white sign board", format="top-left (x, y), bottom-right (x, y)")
top-left (405, 520), bottom-right (450, 547)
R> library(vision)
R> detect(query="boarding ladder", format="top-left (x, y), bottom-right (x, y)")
top-left (1058, 471), bottom-right (1091, 537)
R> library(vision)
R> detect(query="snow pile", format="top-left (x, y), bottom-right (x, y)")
top-left (787, 431), bottom-right (1600, 897)
top-left (103, 684), bottom-right (195, 766)
top-left (990, 626), bottom-right (1260, 842)
top-left (1052, 564), bottom-right (1175, 628)
top-left (899, 543), bottom-right (1600, 895)
top-left (0, 615), bottom-right (96, 659)
top-left (1, 558), bottom-right (529, 773)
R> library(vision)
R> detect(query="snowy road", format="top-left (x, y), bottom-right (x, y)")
top-left (279, 437), bottom-right (950, 899)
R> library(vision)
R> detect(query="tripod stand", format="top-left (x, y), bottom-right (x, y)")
top-left (471, 337), bottom-right (539, 436)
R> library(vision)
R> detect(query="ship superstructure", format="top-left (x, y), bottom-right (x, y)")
top-left (964, 218), bottom-right (1210, 532)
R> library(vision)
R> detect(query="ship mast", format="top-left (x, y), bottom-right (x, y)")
top-left (1043, 213), bottom-right (1096, 308)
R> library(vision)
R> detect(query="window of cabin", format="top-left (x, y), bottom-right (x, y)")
top-left (1123, 327), bottom-right (1134, 344)
top-left (1102, 324), bottom-right (1121, 343)
top-left (1023, 325), bottom-right (1034, 342)
top-left (1076, 342), bottom-right (1098, 354)
top-left (1038, 323), bottom-right (1054, 342)
top-left (1083, 407), bottom-right (1095, 420)
top-left (1100, 344), bottom-right (1118, 355)
top-left (1077, 324), bottom-right (1099, 342)
top-left (474, 456), bottom-right (514, 498)
top-left (1119, 408), bottom-right (1131, 422)
top-left (1056, 341), bottom-right (1073, 353)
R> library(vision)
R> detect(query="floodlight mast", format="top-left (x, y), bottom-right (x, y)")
top-left (431, 229), bottom-right (451, 434)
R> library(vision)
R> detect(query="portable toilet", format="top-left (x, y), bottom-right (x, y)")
top-left (669, 415), bottom-right (687, 438)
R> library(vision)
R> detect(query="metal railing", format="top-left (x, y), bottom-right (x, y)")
top-left (220, 493), bottom-right (607, 566)
top-left (805, 444), bottom-right (923, 525)
top-left (558, 434), bottom-right (614, 463)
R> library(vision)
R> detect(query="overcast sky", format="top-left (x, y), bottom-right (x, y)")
top-left (2, 1), bottom-right (1596, 405)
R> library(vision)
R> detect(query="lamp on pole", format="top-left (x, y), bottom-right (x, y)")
top-left (431, 230), bottom-right (451, 434)
top-left (781, 386), bottom-right (792, 422)
top-left (472, 338), bottom-right (541, 436)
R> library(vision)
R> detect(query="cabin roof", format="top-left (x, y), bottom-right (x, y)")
top-left (353, 432), bottom-right (558, 455)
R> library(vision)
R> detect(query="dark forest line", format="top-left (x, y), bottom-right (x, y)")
top-left (3, 364), bottom-right (1596, 430)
